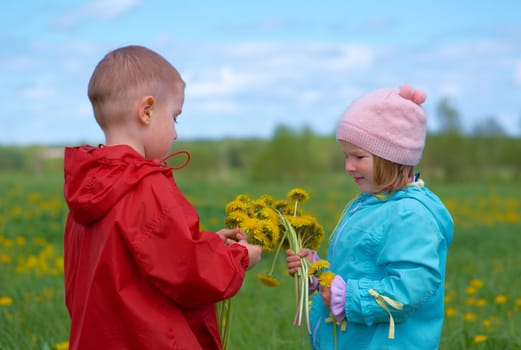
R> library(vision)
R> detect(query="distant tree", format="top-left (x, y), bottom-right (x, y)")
top-left (436, 96), bottom-right (462, 135)
top-left (250, 124), bottom-right (322, 183)
top-left (519, 112), bottom-right (521, 137)
top-left (472, 116), bottom-right (506, 137)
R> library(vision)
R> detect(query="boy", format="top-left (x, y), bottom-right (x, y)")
top-left (63, 45), bottom-right (262, 350)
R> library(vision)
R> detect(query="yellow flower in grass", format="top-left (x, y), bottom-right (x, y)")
top-left (0, 296), bottom-right (13, 306)
top-left (476, 298), bottom-right (486, 307)
top-left (494, 294), bottom-right (508, 304)
top-left (473, 334), bottom-right (487, 344)
top-left (257, 273), bottom-right (281, 287)
top-left (445, 307), bottom-right (457, 317)
top-left (464, 312), bottom-right (476, 322)
top-left (55, 340), bottom-right (69, 350)
top-left (470, 279), bottom-right (484, 288)
top-left (318, 271), bottom-right (336, 288)
top-left (466, 287), bottom-right (477, 295)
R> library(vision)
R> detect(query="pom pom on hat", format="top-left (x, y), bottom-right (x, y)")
top-left (336, 84), bottom-right (427, 166)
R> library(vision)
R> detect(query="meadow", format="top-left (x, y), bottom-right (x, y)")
top-left (1, 169), bottom-right (520, 350)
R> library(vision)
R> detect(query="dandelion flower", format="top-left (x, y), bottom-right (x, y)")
top-left (476, 298), bottom-right (486, 307)
top-left (470, 279), bottom-right (484, 288)
top-left (0, 296), bottom-right (13, 306)
top-left (466, 286), bottom-right (477, 295)
top-left (257, 273), bottom-right (281, 287)
top-left (225, 200), bottom-right (249, 214)
top-left (273, 200), bottom-right (289, 213)
top-left (473, 334), bottom-right (487, 344)
top-left (308, 260), bottom-right (330, 276)
top-left (288, 188), bottom-right (309, 204)
top-left (494, 294), bottom-right (508, 304)
top-left (55, 341), bottom-right (69, 350)
top-left (464, 312), bottom-right (476, 322)
top-left (318, 271), bottom-right (336, 288)
top-left (224, 211), bottom-right (249, 228)
top-left (445, 307), bottom-right (457, 317)
top-left (259, 194), bottom-right (274, 206)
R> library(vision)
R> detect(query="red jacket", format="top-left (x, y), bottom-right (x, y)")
top-left (63, 145), bottom-right (249, 350)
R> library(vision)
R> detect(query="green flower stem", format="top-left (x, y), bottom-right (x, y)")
top-left (223, 299), bottom-right (232, 350)
top-left (277, 210), bottom-right (311, 333)
top-left (267, 228), bottom-right (288, 276)
top-left (218, 298), bottom-right (232, 350)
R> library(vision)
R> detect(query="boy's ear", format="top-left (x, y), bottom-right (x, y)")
top-left (137, 96), bottom-right (155, 125)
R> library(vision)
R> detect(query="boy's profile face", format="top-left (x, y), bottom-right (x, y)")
top-left (144, 86), bottom-right (185, 160)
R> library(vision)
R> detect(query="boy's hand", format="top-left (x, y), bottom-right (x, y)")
top-left (286, 248), bottom-right (314, 276)
top-left (217, 228), bottom-right (247, 244)
top-left (237, 240), bottom-right (262, 270)
top-left (217, 228), bottom-right (260, 269)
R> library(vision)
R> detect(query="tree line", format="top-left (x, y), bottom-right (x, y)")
top-left (2, 124), bottom-right (518, 184)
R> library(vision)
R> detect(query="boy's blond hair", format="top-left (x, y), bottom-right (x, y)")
top-left (373, 155), bottom-right (414, 194)
top-left (88, 45), bottom-right (184, 129)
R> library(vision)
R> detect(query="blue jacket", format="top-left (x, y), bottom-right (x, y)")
top-left (309, 184), bottom-right (454, 350)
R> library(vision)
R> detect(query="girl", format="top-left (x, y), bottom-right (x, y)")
top-left (287, 85), bottom-right (453, 349)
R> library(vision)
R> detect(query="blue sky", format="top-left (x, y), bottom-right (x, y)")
top-left (1, 0), bottom-right (520, 145)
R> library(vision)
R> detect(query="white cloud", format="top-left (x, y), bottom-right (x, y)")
top-left (83, 0), bottom-right (143, 19)
top-left (55, 0), bottom-right (143, 29)
top-left (191, 99), bottom-right (240, 113)
top-left (187, 66), bottom-right (272, 98)
top-left (20, 84), bottom-right (57, 100)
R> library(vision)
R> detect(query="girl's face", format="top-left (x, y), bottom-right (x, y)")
top-left (339, 140), bottom-right (375, 193)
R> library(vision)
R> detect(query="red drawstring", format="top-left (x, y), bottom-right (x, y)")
top-left (156, 150), bottom-right (191, 170)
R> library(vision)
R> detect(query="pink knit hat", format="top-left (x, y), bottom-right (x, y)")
top-left (336, 84), bottom-right (427, 166)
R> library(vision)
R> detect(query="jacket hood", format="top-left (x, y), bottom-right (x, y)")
top-left (360, 182), bottom-right (454, 245)
top-left (64, 145), bottom-right (172, 225)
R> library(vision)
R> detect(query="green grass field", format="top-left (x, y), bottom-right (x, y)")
top-left (1, 170), bottom-right (520, 349)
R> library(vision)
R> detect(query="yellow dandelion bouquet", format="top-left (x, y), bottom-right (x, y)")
top-left (223, 188), bottom-right (325, 333)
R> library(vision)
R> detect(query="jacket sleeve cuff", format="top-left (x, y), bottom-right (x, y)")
top-left (330, 275), bottom-right (346, 322)
top-left (307, 250), bottom-right (320, 293)
top-left (309, 276), bottom-right (319, 293)
top-left (229, 243), bottom-right (250, 270)
top-left (310, 250), bottom-right (320, 262)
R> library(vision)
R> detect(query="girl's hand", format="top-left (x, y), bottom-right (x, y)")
top-left (320, 286), bottom-right (331, 309)
top-left (286, 248), bottom-right (314, 276)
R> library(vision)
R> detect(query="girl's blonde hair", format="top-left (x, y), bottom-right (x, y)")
top-left (373, 155), bottom-right (414, 194)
